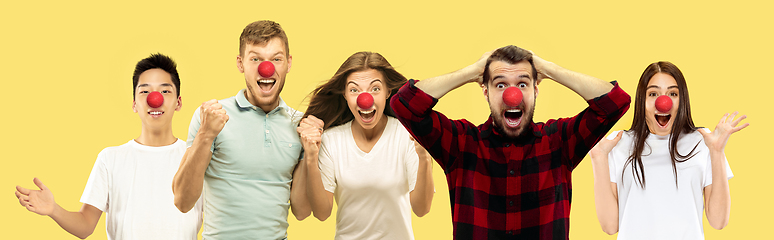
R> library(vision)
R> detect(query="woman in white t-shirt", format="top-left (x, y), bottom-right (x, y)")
top-left (297, 51), bottom-right (434, 240)
top-left (589, 61), bottom-right (749, 239)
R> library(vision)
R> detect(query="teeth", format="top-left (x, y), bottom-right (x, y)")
top-left (259, 79), bottom-right (275, 84)
top-left (656, 113), bottom-right (670, 116)
top-left (149, 111), bottom-right (163, 115)
top-left (506, 109), bottom-right (522, 113)
top-left (360, 110), bottom-right (374, 114)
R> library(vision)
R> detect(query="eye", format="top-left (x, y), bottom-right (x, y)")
top-left (669, 92), bottom-right (678, 97)
top-left (273, 58), bottom-right (281, 61)
top-left (518, 83), bottom-right (527, 88)
top-left (371, 86), bottom-right (381, 92)
top-left (162, 90), bottom-right (172, 94)
top-left (495, 83), bottom-right (506, 89)
top-left (648, 92), bottom-right (657, 97)
top-left (251, 58), bottom-right (259, 62)
top-left (140, 90), bottom-right (149, 94)
top-left (349, 88), bottom-right (358, 93)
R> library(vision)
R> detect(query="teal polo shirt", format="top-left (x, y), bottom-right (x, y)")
top-left (186, 89), bottom-right (303, 240)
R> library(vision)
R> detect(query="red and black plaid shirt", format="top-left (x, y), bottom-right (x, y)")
top-left (391, 79), bottom-right (630, 240)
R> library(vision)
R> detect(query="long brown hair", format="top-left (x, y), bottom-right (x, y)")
top-left (625, 61), bottom-right (700, 188)
top-left (304, 52), bottom-right (407, 130)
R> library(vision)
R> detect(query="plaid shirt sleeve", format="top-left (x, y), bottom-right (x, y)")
top-left (548, 81), bottom-right (631, 170)
top-left (390, 79), bottom-right (478, 171)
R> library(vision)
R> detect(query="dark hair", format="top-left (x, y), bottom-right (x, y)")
top-left (304, 52), bottom-right (407, 130)
top-left (482, 45), bottom-right (537, 86)
top-left (239, 20), bottom-right (289, 57)
top-left (132, 53), bottom-right (180, 98)
top-left (625, 61), bottom-right (700, 188)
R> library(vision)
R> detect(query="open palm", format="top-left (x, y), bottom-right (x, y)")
top-left (15, 177), bottom-right (56, 216)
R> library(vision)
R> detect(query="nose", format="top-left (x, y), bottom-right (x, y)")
top-left (357, 92), bottom-right (374, 110)
top-left (655, 95), bottom-right (672, 112)
top-left (258, 61), bottom-right (275, 78)
top-left (147, 91), bottom-right (164, 108)
top-left (502, 87), bottom-right (523, 107)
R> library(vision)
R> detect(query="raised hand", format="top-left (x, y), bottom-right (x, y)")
top-left (297, 115), bottom-right (324, 157)
top-left (199, 99), bottom-right (229, 138)
top-left (699, 111), bottom-right (749, 152)
top-left (15, 177), bottom-right (56, 216)
top-left (590, 130), bottom-right (623, 161)
top-left (472, 51), bottom-right (494, 86)
top-left (410, 136), bottom-right (432, 162)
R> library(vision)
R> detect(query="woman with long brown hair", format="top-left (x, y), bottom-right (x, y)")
top-left (296, 51), bottom-right (434, 239)
top-left (590, 61), bottom-right (748, 239)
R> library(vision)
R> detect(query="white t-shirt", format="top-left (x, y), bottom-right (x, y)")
top-left (319, 117), bottom-right (419, 240)
top-left (81, 139), bottom-right (203, 240)
top-left (608, 130), bottom-right (733, 240)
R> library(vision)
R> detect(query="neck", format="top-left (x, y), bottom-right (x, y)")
top-left (245, 90), bottom-right (280, 113)
top-left (352, 116), bottom-right (388, 141)
top-left (136, 125), bottom-right (176, 147)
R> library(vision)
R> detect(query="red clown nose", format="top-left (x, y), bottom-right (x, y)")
top-left (258, 61), bottom-right (275, 78)
top-left (357, 93), bottom-right (374, 109)
top-left (502, 87), bottom-right (523, 107)
top-left (147, 91), bottom-right (164, 108)
top-left (655, 95), bottom-right (672, 112)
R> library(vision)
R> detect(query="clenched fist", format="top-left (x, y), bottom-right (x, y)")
top-left (199, 99), bottom-right (229, 138)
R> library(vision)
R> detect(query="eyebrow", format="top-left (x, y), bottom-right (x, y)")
top-left (247, 50), bottom-right (285, 57)
top-left (137, 83), bottom-right (174, 88)
top-left (646, 85), bottom-right (679, 90)
top-left (346, 79), bottom-right (383, 86)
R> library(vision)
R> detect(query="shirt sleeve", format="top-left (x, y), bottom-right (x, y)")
top-left (553, 81), bottom-right (631, 170)
top-left (186, 107), bottom-right (215, 152)
top-left (390, 79), bottom-right (480, 171)
top-left (80, 149), bottom-right (110, 212)
top-left (703, 154), bottom-right (734, 187)
top-left (318, 134), bottom-right (336, 193)
top-left (405, 139), bottom-right (419, 192)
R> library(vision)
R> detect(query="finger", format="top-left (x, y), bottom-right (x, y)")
top-left (612, 130), bottom-right (623, 142)
top-left (732, 122), bottom-right (750, 133)
top-left (730, 114), bottom-right (747, 127)
top-left (409, 136), bottom-right (415, 142)
top-left (209, 103), bottom-right (223, 110)
top-left (718, 113), bottom-right (729, 125)
top-left (16, 185), bottom-right (31, 195)
top-left (726, 111), bottom-right (739, 123)
top-left (33, 178), bottom-right (48, 191)
top-left (306, 116), bottom-right (325, 128)
top-left (25, 204), bottom-right (36, 213)
top-left (299, 122), bottom-right (312, 129)
top-left (17, 192), bottom-right (30, 202)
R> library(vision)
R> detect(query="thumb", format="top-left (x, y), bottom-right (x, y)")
top-left (698, 127), bottom-right (712, 138)
top-left (33, 177), bottom-right (48, 191)
top-left (612, 130), bottom-right (623, 142)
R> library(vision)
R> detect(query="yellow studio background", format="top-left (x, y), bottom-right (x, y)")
top-left (1, 0), bottom-right (770, 239)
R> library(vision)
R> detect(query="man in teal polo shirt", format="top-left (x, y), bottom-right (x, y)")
top-left (172, 20), bottom-right (312, 239)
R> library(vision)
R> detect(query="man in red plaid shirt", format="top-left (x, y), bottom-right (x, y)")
top-left (390, 45), bottom-right (630, 239)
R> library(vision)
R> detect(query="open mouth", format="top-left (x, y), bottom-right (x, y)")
top-left (503, 108), bottom-right (523, 128)
top-left (258, 79), bottom-right (276, 92)
top-left (655, 113), bottom-right (671, 128)
top-left (148, 110), bottom-right (164, 118)
top-left (358, 108), bottom-right (376, 123)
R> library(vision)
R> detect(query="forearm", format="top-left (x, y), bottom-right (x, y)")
top-left (49, 204), bottom-right (101, 239)
top-left (415, 64), bottom-right (481, 99)
top-left (410, 158), bottom-right (434, 217)
top-left (290, 159), bottom-right (311, 220)
top-left (172, 134), bottom-right (214, 213)
top-left (305, 157), bottom-right (334, 221)
top-left (537, 59), bottom-right (613, 100)
top-left (590, 152), bottom-right (619, 234)
top-left (706, 150), bottom-right (731, 229)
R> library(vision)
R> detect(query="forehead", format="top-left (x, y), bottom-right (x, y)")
top-left (346, 69), bottom-right (384, 86)
top-left (489, 60), bottom-right (533, 78)
top-left (137, 68), bottom-right (174, 89)
top-left (647, 72), bottom-right (678, 88)
top-left (243, 37), bottom-right (287, 56)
